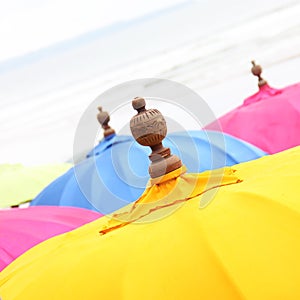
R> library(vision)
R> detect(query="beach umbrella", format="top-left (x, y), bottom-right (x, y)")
top-left (0, 206), bottom-right (102, 272)
top-left (0, 163), bottom-right (72, 208)
top-left (30, 106), bottom-right (265, 213)
top-left (1, 98), bottom-right (300, 299)
top-left (85, 106), bottom-right (132, 158)
top-left (205, 61), bottom-right (300, 154)
top-left (88, 106), bottom-right (264, 161)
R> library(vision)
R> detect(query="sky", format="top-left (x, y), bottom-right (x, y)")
top-left (0, 0), bottom-right (186, 62)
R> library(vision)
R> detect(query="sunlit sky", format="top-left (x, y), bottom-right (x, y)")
top-left (0, 0), bottom-right (186, 62)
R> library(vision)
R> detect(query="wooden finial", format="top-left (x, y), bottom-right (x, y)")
top-left (97, 106), bottom-right (115, 138)
top-left (130, 97), bottom-right (182, 178)
top-left (251, 60), bottom-right (267, 87)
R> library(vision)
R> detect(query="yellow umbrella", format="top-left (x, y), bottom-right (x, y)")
top-left (0, 163), bottom-right (72, 208)
top-left (1, 98), bottom-right (300, 299)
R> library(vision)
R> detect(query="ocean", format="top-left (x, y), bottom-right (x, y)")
top-left (0, 0), bottom-right (300, 164)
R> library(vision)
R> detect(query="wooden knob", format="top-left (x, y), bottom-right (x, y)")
top-left (251, 60), bottom-right (267, 87)
top-left (97, 106), bottom-right (115, 138)
top-left (130, 97), bottom-right (182, 178)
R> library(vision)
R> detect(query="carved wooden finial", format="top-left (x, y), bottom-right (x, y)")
top-left (130, 97), bottom-right (182, 178)
top-left (97, 106), bottom-right (115, 138)
top-left (251, 60), bottom-right (267, 87)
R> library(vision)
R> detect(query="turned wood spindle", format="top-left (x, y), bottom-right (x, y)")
top-left (130, 97), bottom-right (182, 178)
top-left (97, 106), bottom-right (116, 138)
top-left (251, 60), bottom-right (267, 87)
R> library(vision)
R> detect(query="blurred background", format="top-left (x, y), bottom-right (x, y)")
top-left (1, 0), bottom-right (300, 164)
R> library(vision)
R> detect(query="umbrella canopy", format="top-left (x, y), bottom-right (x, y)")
top-left (0, 163), bottom-right (72, 208)
top-left (88, 106), bottom-right (265, 161)
top-left (89, 131), bottom-right (265, 164)
top-left (205, 61), bottom-right (300, 154)
top-left (86, 133), bottom-right (132, 158)
top-left (85, 106), bottom-right (132, 158)
top-left (0, 206), bottom-right (102, 272)
top-left (30, 108), bottom-right (265, 214)
top-left (1, 98), bottom-right (299, 299)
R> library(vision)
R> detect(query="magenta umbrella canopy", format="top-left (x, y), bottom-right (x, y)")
top-left (0, 206), bottom-right (102, 271)
top-left (205, 62), bottom-right (300, 154)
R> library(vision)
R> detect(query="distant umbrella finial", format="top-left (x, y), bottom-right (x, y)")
top-left (251, 60), bottom-right (267, 87)
top-left (97, 106), bottom-right (115, 138)
top-left (130, 97), bottom-right (182, 178)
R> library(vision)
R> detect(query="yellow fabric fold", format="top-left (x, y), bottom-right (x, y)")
top-left (100, 167), bottom-right (240, 234)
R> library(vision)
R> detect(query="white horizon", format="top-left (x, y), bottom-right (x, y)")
top-left (0, 0), bottom-right (186, 63)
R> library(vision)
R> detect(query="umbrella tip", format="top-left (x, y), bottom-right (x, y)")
top-left (132, 97), bottom-right (146, 112)
top-left (97, 106), bottom-right (115, 138)
top-left (251, 60), bottom-right (267, 87)
top-left (130, 97), bottom-right (182, 178)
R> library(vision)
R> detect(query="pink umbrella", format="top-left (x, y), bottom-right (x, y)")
top-left (205, 61), bottom-right (300, 154)
top-left (0, 206), bottom-right (102, 271)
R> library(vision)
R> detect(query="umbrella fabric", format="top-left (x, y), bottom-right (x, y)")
top-left (88, 131), bottom-right (265, 163)
top-left (0, 206), bottom-right (102, 272)
top-left (86, 134), bottom-right (132, 158)
top-left (169, 131), bottom-right (266, 168)
top-left (1, 146), bottom-right (300, 299)
top-left (205, 83), bottom-right (300, 154)
top-left (0, 163), bottom-right (72, 208)
top-left (30, 131), bottom-right (265, 213)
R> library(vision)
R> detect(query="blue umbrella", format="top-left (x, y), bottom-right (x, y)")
top-left (31, 129), bottom-right (266, 213)
top-left (86, 134), bottom-right (131, 158)
top-left (167, 130), bottom-right (265, 170)
top-left (85, 106), bottom-right (133, 158)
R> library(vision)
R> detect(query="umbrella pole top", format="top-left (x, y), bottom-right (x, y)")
top-left (97, 106), bottom-right (116, 138)
top-left (130, 97), bottom-right (182, 178)
top-left (251, 60), bottom-right (267, 88)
